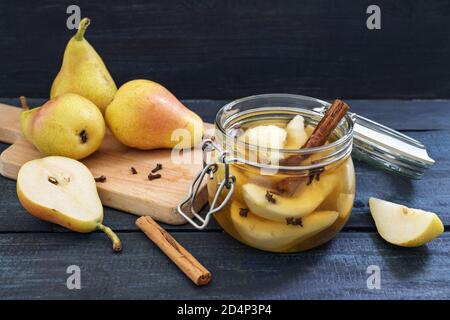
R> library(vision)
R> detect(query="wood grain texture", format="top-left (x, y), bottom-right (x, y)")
top-left (1, 1), bottom-right (450, 99)
top-left (0, 232), bottom-right (449, 299)
top-left (0, 103), bottom-right (22, 144)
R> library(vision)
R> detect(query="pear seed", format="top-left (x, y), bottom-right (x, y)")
top-left (48, 177), bottom-right (58, 185)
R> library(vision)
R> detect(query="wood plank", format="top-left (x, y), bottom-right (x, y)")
top-left (3, 98), bottom-right (450, 131)
top-left (1, 129), bottom-right (449, 232)
top-left (188, 99), bottom-right (450, 131)
top-left (185, 99), bottom-right (450, 131)
top-left (1, 1), bottom-right (450, 99)
top-left (0, 103), bottom-right (22, 144)
top-left (0, 232), bottom-right (449, 299)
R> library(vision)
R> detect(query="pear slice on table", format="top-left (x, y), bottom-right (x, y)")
top-left (369, 197), bottom-right (444, 247)
top-left (230, 201), bottom-right (338, 251)
top-left (51, 17), bottom-right (117, 114)
top-left (17, 156), bottom-right (121, 252)
top-left (242, 171), bottom-right (338, 222)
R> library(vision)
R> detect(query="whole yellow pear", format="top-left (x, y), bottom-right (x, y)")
top-left (105, 80), bottom-right (203, 149)
top-left (20, 93), bottom-right (105, 160)
top-left (50, 18), bottom-right (117, 114)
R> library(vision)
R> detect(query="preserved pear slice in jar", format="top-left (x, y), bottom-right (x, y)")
top-left (239, 124), bottom-right (287, 164)
top-left (317, 158), bottom-right (355, 218)
top-left (285, 115), bottom-right (308, 149)
top-left (336, 194), bottom-right (355, 218)
top-left (230, 201), bottom-right (338, 251)
top-left (241, 171), bottom-right (338, 222)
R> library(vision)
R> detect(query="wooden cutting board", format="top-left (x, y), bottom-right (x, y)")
top-left (0, 102), bottom-right (213, 225)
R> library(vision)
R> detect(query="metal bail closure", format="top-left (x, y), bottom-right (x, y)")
top-left (177, 139), bottom-right (235, 230)
top-left (315, 106), bottom-right (435, 179)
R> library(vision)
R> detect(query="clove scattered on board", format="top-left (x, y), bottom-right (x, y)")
top-left (151, 163), bottom-right (163, 173)
top-left (94, 175), bottom-right (107, 183)
top-left (148, 173), bottom-right (162, 181)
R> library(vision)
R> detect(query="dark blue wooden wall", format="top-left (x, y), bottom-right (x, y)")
top-left (1, 0), bottom-right (449, 99)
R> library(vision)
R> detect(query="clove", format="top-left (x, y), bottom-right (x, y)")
top-left (94, 175), bottom-right (107, 183)
top-left (265, 191), bottom-right (276, 204)
top-left (148, 173), bottom-right (162, 181)
top-left (286, 217), bottom-right (303, 226)
top-left (239, 208), bottom-right (249, 217)
top-left (151, 163), bottom-right (163, 173)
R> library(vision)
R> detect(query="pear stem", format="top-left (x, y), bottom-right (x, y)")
top-left (19, 96), bottom-right (29, 110)
top-left (74, 17), bottom-right (91, 41)
top-left (97, 223), bottom-right (122, 253)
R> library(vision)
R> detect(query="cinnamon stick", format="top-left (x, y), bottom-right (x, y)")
top-left (276, 99), bottom-right (350, 196)
top-left (136, 216), bottom-right (211, 286)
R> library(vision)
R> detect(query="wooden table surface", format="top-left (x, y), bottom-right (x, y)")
top-left (0, 98), bottom-right (449, 299)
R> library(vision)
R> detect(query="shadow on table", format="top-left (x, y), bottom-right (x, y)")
top-left (355, 160), bottom-right (432, 278)
top-left (369, 233), bottom-right (431, 279)
top-left (354, 159), bottom-right (418, 203)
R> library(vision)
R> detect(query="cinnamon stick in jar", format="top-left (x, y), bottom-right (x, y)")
top-left (136, 216), bottom-right (211, 286)
top-left (276, 99), bottom-right (350, 196)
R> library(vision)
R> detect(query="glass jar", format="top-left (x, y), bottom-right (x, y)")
top-left (179, 94), bottom-right (355, 253)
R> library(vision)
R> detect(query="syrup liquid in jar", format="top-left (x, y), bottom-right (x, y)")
top-left (207, 108), bottom-right (355, 252)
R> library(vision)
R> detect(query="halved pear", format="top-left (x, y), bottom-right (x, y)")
top-left (369, 197), bottom-right (444, 247)
top-left (230, 201), bottom-right (338, 251)
top-left (285, 115), bottom-right (308, 149)
top-left (242, 171), bottom-right (338, 222)
top-left (17, 156), bottom-right (121, 252)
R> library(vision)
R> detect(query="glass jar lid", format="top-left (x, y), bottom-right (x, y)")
top-left (313, 102), bottom-right (435, 179)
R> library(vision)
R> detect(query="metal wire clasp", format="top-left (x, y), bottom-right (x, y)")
top-left (176, 139), bottom-right (235, 229)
